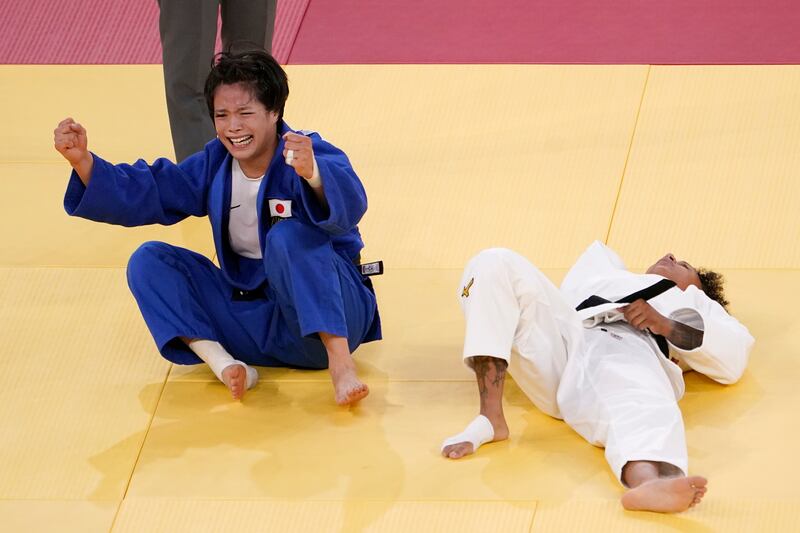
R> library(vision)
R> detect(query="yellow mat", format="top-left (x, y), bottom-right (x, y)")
top-left (125, 378), bottom-right (592, 501)
top-left (608, 66), bottom-right (800, 268)
top-left (0, 268), bottom-right (169, 499)
top-left (0, 65), bottom-right (174, 164)
top-left (113, 499), bottom-right (535, 533)
top-left (1, 64), bottom-right (799, 533)
top-left (0, 163), bottom-right (212, 267)
top-left (0, 500), bottom-right (118, 533)
top-left (531, 500), bottom-right (800, 533)
top-left (287, 65), bottom-right (648, 268)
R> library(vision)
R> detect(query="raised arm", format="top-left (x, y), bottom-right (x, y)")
top-left (287, 132), bottom-right (367, 236)
top-left (282, 132), bottom-right (327, 207)
top-left (55, 117), bottom-right (214, 227)
top-left (54, 118), bottom-right (93, 185)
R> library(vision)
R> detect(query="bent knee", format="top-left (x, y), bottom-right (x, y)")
top-left (463, 248), bottom-right (526, 281)
top-left (127, 241), bottom-right (174, 282)
top-left (470, 247), bottom-right (522, 266)
top-left (128, 241), bottom-right (172, 269)
top-left (264, 219), bottom-right (328, 257)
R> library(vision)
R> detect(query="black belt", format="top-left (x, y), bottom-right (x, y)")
top-left (232, 284), bottom-right (267, 301)
top-left (576, 278), bottom-right (676, 311)
top-left (575, 278), bottom-right (676, 357)
top-left (231, 259), bottom-right (384, 301)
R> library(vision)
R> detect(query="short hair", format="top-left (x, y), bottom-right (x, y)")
top-left (697, 268), bottom-right (729, 310)
top-left (204, 49), bottom-right (289, 122)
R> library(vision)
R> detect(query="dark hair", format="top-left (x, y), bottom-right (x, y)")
top-left (204, 49), bottom-right (289, 122)
top-left (697, 268), bottom-right (729, 310)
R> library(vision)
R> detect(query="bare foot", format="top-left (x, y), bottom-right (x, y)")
top-left (221, 364), bottom-right (248, 401)
top-left (621, 476), bottom-right (708, 513)
top-left (441, 415), bottom-right (509, 459)
top-left (329, 357), bottom-right (369, 405)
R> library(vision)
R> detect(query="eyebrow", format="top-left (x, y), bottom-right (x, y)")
top-left (214, 106), bottom-right (255, 115)
top-left (214, 101), bottom-right (256, 114)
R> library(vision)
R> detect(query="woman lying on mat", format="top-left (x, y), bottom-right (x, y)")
top-left (54, 50), bottom-right (381, 406)
top-left (441, 242), bottom-right (753, 513)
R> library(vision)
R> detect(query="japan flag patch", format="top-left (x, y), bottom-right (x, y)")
top-left (268, 199), bottom-right (292, 218)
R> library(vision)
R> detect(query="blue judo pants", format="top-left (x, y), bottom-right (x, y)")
top-left (126, 220), bottom-right (378, 369)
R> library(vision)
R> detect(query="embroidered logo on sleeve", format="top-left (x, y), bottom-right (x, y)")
top-left (462, 277), bottom-right (474, 298)
top-left (268, 199), bottom-right (292, 218)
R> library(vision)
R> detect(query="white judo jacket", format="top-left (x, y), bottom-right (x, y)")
top-left (559, 241), bottom-right (755, 399)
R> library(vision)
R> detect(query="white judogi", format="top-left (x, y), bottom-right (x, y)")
top-left (458, 242), bottom-right (754, 483)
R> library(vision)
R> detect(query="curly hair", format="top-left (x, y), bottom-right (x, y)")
top-left (697, 268), bottom-right (729, 310)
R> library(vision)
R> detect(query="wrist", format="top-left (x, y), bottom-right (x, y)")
top-left (73, 153), bottom-right (94, 185)
top-left (304, 157), bottom-right (322, 188)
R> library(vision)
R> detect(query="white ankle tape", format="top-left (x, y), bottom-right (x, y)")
top-left (441, 415), bottom-right (495, 452)
top-left (188, 340), bottom-right (236, 380)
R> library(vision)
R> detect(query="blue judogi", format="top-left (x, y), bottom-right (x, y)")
top-left (64, 121), bottom-right (381, 368)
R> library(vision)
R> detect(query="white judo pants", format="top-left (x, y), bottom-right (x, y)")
top-left (459, 248), bottom-right (688, 483)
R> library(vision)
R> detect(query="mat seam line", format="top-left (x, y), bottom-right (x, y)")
top-left (285, 0), bottom-right (313, 64)
top-left (528, 500), bottom-right (540, 532)
top-left (604, 64), bottom-right (651, 244)
top-left (107, 362), bottom-right (173, 532)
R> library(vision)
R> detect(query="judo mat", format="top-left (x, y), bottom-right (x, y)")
top-left (1, 62), bottom-right (799, 532)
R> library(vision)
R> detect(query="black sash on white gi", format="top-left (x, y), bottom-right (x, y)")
top-left (575, 278), bottom-right (676, 356)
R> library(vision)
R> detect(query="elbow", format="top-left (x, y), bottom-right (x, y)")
top-left (340, 198), bottom-right (367, 232)
top-left (324, 223), bottom-right (350, 237)
top-left (714, 373), bottom-right (742, 386)
top-left (352, 193), bottom-right (367, 224)
top-left (719, 336), bottom-right (755, 385)
top-left (713, 355), bottom-right (749, 385)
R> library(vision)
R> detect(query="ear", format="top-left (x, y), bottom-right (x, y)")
top-left (270, 111), bottom-right (280, 124)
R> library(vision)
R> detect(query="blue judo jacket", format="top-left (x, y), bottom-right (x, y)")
top-left (64, 121), bottom-right (380, 344)
top-left (64, 121), bottom-right (370, 290)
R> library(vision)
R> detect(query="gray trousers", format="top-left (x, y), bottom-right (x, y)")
top-left (159, 0), bottom-right (277, 161)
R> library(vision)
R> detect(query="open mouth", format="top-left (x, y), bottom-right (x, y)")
top-left (229, 135), bottom-right (253, 147)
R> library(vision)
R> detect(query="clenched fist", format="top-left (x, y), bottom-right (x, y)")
top-left (621, 299), bottom-right (673, 337)
top-left (54, 118), bottom-right (93, 184)
top-left (282, 132), bottom-right (315, 180)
